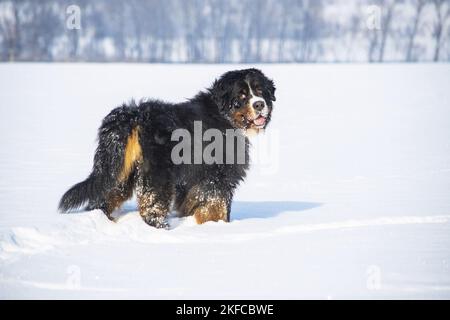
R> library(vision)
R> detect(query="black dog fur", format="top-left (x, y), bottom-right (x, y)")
top-left (59, 68), bottom-right (276, 228)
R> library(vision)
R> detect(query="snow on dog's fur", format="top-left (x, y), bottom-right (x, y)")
top-left (59, 69), bottom-right (276, 228)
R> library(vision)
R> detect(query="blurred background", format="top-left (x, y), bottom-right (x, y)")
top-left (0, 0), bottom-right (449, 63)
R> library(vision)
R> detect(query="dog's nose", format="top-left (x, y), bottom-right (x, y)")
top-left (253, 101), bottom-right (264, 111)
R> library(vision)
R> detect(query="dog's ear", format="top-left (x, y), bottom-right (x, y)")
top-left (268, 79), bottom-right (276, 102)
top-left (210, 78), bottom-right (232, 111)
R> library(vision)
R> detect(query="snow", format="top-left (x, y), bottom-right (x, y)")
top-left (0, 63), bottom-right (449, 299)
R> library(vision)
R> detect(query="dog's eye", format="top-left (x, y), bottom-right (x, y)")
top-left (240, 93), bottom-right (246, 100)
top-left (255, 88), bottom-right (263, 95)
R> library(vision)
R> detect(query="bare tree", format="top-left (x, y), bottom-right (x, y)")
top-left (378, 0), bottom-right (397, 62)
top-left (405, 0), bottom-right (425, 61)
top-left (0, 0), bottom-right (449, 63)
top-left (432, 0), bottom-right (450, 61)
top-left (0, 0), bottom-right (21, 61)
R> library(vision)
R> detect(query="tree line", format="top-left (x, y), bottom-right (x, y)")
top-left (0, 0), bottom-right (449, 63)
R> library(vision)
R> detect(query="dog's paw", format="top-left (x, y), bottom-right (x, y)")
top-left (143, 215), bottom-right (170, 230)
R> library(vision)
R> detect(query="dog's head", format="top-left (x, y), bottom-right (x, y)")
top-left (211, 69), bottom-right (276, 133)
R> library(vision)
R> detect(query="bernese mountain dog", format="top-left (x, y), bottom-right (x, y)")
top-left (59, 68), bottom-right (276, 229)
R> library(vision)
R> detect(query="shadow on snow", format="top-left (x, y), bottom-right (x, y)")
top-left (111, 200), bottom-right (322, 221)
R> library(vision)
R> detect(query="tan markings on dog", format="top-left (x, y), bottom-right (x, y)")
top-left (231, 111), bottom-right (245, 128)
top-left (103, 180), bottom-right (135, 220)
top-left (119, 126), bottom-right (143, 182)
top-left (193, 200), bottom-right (227, 224)
top-left (177, 186), bottom-right (228, 223)
top-left (104, 188), bottom-right (133, 221)
top-left (232, 105), bottom-right (257, 129)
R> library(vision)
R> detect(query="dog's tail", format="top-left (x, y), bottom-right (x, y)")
top-left (59, 102), bottom-right (141, 213)
top-left (58, 174), bottom-right (99, 212)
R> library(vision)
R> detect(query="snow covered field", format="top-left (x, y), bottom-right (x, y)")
top-left (0, 63), bottom-right (449, 299)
